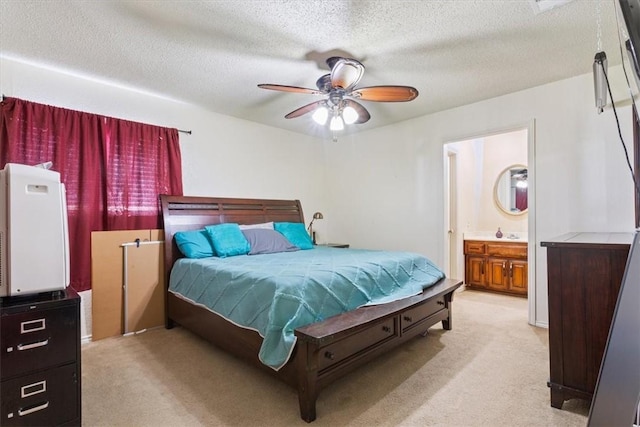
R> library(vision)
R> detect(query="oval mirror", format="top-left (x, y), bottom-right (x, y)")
top-left (494, 164), bottom-right (528, 215)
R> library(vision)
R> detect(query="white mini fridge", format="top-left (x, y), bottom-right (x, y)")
top-left (0, 162), bottom-right (70, 296)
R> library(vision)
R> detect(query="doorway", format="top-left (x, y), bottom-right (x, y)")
top-left (443, 124), bottom-right (536, 325)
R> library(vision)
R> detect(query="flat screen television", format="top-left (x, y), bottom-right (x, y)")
top-left (618, 0), bottom-right (640, 121)
top-left (587, 2), bottom-right (640, 425)
top-left (587, 231), bottom-right (640, 425)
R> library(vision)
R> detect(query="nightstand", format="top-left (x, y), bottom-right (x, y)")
top-left (317, 243), bottom-right (350, 248)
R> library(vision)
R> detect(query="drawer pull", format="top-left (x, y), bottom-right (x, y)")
top-left (403, 316), bottom-right (413, 323)
top-left (324, 351), bottom-right (335, 360)
top-left (437, 300), bottom-right (445, 306)
top-left (21, 380), bottom-right (47, 398)
top-left (18, 401), bottom-right (49, 417)
top-left (20, 318), bottom-right (46, 334)
top-left (17, 339), bottom-right (49, 351)
top-left (382, 325), bottom-right (391, 333)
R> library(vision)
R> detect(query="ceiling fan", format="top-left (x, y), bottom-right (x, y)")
top-left (258, 57), bottom-right (419, 131)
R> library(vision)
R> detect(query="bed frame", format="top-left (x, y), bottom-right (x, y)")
top-left (160, 194), bottom-right (463, 422)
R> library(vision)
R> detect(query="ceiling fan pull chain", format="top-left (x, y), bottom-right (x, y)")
top-left (596, 0), bottom-right (602, 53)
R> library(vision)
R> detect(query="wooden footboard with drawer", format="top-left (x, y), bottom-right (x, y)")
top-left (294, 277), bottom-right (461, 421)
top-left (160, 194), bottom-right (462, 422)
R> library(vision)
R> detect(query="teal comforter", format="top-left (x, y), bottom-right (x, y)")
top-left (169, 246), bottom-right (445, 370)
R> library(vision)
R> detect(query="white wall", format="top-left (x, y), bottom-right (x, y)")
top-left (477, 130), bottom-right (528, 231)
top-left (324, 69), bottom-right (635, 327)
top-left (453, 129), bottom-right (528, 236)
top-left (2, 56), bottom-right (635, 332)
top-left (1, 57), bottom-right (328, 339)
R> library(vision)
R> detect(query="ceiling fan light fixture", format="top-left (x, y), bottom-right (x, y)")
top-left (258, 56), bottom-right (419, 133)
top-left (342, 106), bottom-right (359, 124)
top-left (312, 107), bottom-right (329, 125)
top-left (330, 115), bottom-right (344, 131)
top-left (330, 58), bottom-right (364, 90)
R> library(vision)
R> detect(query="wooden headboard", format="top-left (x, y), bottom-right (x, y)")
top-left (159, 194), bottom-right (305, 288)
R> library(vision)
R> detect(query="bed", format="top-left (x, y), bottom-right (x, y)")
top-left (160, 194), bottom-right (463, 422)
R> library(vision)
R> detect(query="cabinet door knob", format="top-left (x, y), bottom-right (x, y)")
top-left (437, 300), bottom-right (445, 306)
top-left (324, 351), bottom-right (335, 360)
top-left (403, 316), bottom-right (413, 323)
top-left (382, 325), bottom-right (391, 333)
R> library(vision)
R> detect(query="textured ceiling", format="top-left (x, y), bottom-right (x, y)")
top-left (0, 0), bottom-right (627, 138)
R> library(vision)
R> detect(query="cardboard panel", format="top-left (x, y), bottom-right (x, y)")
top-left (124, 236), bottom-right (164, 333)
top-left (91, 230), bottom-right (164, 340)
top-left (91, 230), bottom-right (149, 340)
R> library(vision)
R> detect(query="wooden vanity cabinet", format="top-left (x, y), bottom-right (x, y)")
top-left (464, 239), bottom-right (528, 296)
top-left (465, 255), bottom-right (486, 287)
top-left (486, 257), bottom-right (528, 293)
top-left (463, 241), bottom-right (487, 288)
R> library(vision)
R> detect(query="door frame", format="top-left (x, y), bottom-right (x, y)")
top-left (443, 120), bottom-right (537, 325)
top-left (443, 147), bottom-right (459, 279)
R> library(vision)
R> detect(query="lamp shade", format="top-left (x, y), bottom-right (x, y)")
top-left (329, 115), bottom-right (344, 131)
top-left (342, 106), bottom-right (359, 124)
top-left (312, 107), bottom-right (328, 125)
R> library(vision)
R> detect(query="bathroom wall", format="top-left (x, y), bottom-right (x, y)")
top-left (454, 128), bottom-right (528, 237)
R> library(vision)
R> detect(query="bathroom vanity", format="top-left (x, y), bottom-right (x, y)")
top-left (463, 237), bottom-right (528, 297)
top-left (461, 163), bottom-right (529, 297)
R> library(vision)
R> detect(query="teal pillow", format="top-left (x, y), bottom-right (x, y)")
top-left (274, 222), bottom-right (314, 250)
top-left (174, 229), bottom-right (215, 258)
top-left (205, 223), bottom-right (250, 258)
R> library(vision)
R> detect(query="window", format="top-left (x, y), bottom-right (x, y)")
top-left (0, 97), bottom-right (183, 291)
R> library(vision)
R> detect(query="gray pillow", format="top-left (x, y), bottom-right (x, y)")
top-left (241, 228), bottom-right (299, 255)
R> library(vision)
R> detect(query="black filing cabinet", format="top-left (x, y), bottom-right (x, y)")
top-left (1, 288), bottom-right (81, 426)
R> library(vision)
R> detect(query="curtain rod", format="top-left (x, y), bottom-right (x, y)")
top-left (2, 94), bottom-right (192, 135)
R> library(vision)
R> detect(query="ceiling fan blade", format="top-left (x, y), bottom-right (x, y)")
top-left (344, 99), bottom-right (371, 124)
top-left (284, 100), bottom-right (326, 119)
top-left (315, 74), bottom-right (332, 92)
top-left (325, 56), bottom-right (342, 70)
top-left (350, 86), bottom-right (419, 102)
top-left (258, 84), bottom-right (323, 95)
top-left (330, 58), bottom-right (365, 90)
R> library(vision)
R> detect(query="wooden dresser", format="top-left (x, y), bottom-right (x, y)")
top-left (0, 288), bottom-right (81, 426)
top-left (541, 232), bottom-right (632, 409)
top-left (464, 239), bottom-right (528, 296)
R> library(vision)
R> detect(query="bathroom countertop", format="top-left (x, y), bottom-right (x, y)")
top-left (463, 231), bottom-right (528, 243)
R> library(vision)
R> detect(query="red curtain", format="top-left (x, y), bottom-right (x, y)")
top-left (102, 115), bottom-right (183, 230)
top-left (0, 97), bottom-right (183, 292)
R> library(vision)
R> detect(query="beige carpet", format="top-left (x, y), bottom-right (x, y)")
top-left (81, 289), bottom-right (590, 426)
